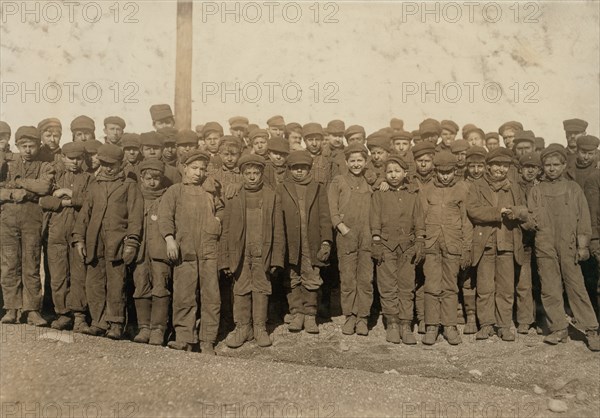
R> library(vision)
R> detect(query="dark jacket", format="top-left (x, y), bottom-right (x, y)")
top-left (584, 169), bottom-right (600, 240)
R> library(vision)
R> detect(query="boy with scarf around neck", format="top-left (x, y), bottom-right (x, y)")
top-left (365, 132), bottom-right (391, 192)
top-left (72, 144), bottom-right (143, 339)
top-left (370, 155), bottom-right (424, 344)
top-left (328, 143), bottom-right (373, 336)
top-left (220, 154), bottom-right (285, 348)
top-left (467, 148), bottom-right (529, 342)
top-left (526, 145), bottom-right (600, 351)
top-left (264, 136), bottom-right (289, 189)
top-left (130, 159), bottom-right (172, 346)
top-left (420, 151), bottom-right (472, 345)
top-left (303, 123), bottom-right (335, 187)
top-left (210, 136), bottom-right (244, 200)
top-left (276, 150), bottom-right (332, 334)
top-left (158, 150), bottom-right (224, 354)
top-left (39, 142), bottom-right (94, 331)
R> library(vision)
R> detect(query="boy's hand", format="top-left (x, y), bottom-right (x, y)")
top-left (269, 266), bottom-right (282, 275)
top-left (591, 239), bottom-right (600, 261)
top-left (577, 247), bottom-right (590, 263)
top-left (371, 239), bottom-right (384, 265)
top-left (508, 205), bottom-right (529, 222)
top-left (337, 223), bottom-right (351, 236)
top-left (11, 189), bottom-right (27, 203)
top-left (165, 236), bottom-right (179, 262)
top-left (460, 250), bottom-right (472, 270)
top-left (378, 181), bottom-right (390, 192)
top-left (222, 268), bottom-right (233, 278)
top-left (413, 239), bottom-right (425, 265)
top-left (316, 241), bottom-right (331, 262)
top-left (53, 188), bottom-right (73, 198)
top-left (61, 198), bottom-right (73, 207)
top-left (75, 242), bottom-right (86, 261)
top-left (122, 244), bottom-right (137, 265)
top-left (224, 183), bottom-right (242, 200)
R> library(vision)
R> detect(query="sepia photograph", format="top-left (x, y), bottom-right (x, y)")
top-left (0, 1), bottom-right (599, 417)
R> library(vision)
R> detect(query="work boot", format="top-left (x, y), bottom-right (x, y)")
top-left (253, 293), bottom-right (272, 347)
top-left (254, 324), bottom-right (272, 347)
top-left (27, 310), bottom-right (48, 327)
top-left (225, 324), bottom-right (254, 348)
top-left (304, 315), bottom-right (319, 334)
top-left (149, 327), bottom-right (166, 346)
top-left (51, 314), bottom-right (72, 330)
top-left (200, 341), bottom-right (215, 355)
top-left (586, 330), bottom-right (600, 352)
top-left (106, 322), bottom-right (123, 340)
top-left (288, 313), bottom-right (305, 332)
top-left (543, 329), bottom-right (568, 345)
top-left (457, 305), bottom-right (465, 324)
top-left (463, 313), bottom-right (477, 335)
top-left (476, 325), bottom-right (495, 340)
top-left (150, 296), bottom-right (170, 333)
top-left (400, 321), bottom-right (417, 345)
top-left (498, 327), bottom-right (515, 342)
top-left (81, 325), bottom-right (105, 336)
top-left (355, 317), bottom-right (368, 336)
top-left (1, 309), bottom-right (18, 324)
top-left (443, 326), bottom-right (462, 345)
top-left (167, 340), bottom-right (193, 351)
top-left (342, 315), bottom-right (356, 335)
top-left (422, 325), bottom-right (439, 345)
top-left (517, 323), bottom-right (530, 334)
top-left (385, 321), bottom-right (401, 344)
top-left (418, 320), bottom-right (426, 334)
top-left (72, 313), bottom-right (87, 333)
top-left (133, 326), bottom-right (151, 344)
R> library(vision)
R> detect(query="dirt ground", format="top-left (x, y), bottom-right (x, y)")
top-left (1, 313), bottom-right (598, 418)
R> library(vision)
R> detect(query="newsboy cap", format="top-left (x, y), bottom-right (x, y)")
top-left (412, 141), bottom-right (436, 159)
top-left (37, 118), bottom-right (62, 133)
top-left (250, 129), bottom-right (269, 141)
top-left (433, 151), bottom-right (457, 169)
top-left (121, 133), bottom-right (141, 148)
top-left (343, 142), bottom-right (368, 158)
top-left (390, 130), bottom-right (412, 141)
top-left (83, 139), bottom-right (102, 153)
top-left (498, 121), bottom-right (523, 135)
top-left (70, 115), bottom-right (95, 132)
top-left (385, 155), bottom-right (408, 170)
top-left (150, 104), bottom-right (174, 122)
top-left (450, 139), bottom-right (470, 153)
top-left (97, 143), bottom-right (124, 163)
top-left (519, 152), bottom-right (542, 167)
top-left (576, 135), bottom-right (600, 151)
top-left (267, 115), bottom-right (285, 128)
top-left (513, 130), bottom-right (536, 145)
top-left (366, 133), bottom-right (392, 153)
top-left (183, 149), bottom-right (210, 165)
top-left (228, 116), bottom-right (249, 129)
top-left (563, 118), bottom-right (588, 133)
top-left (157, 127), bottom-right (178, 144)
top-left (465, 146), bottom-right (487, 162)
top-left (485, 132), bottom-right (500, 141)
top-left (486, 147), bottom-right (514, 164)
top-left (176, 129), bottom-right (199, 145)
top-left (441, 119), bottom-right (459, 134)
top-left (104, 116), bottom-right (126, 129)
top-left (61, 141), bottom-right (86, 158)
top-left (0, 121), bottom-right (11, 135)
top-left (140, 131), bottom-right (164, 147)
top-left (287, 150), bottom-right (313, 167)
top-left (238, 154), bottom-right (266, 169)
top-left (326, 119), bottom-right (345, 135)
top-left (15, 126), bottom-right (40, 142)
top-left (267, 136), bottom-right (290, 154)
top-left (540, 143), bottom-right (567, 161)
top-left (345, 125), bottom-right (366, 140)
top-left (203, 122), bottom-right (224, 137)
top-left (286, 122), bottom-right (303, 136)
top-left (139, 158), bottom-right (165, 174)
top-left (303, 123), bottom-right (324, 138)
top-left (419, 118), bottom-right (441, 136)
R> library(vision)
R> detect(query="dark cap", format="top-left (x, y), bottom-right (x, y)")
top-left (70, 115), bottom-right (95, 132)
top-left (498, 121), bottom-right (523, 135)
top-left (519, 152), bottom-right (542, 167)
top-left (513, 130), bottom-right (535, 146)
top-left (37, 118), bottom-right (62, 133)
top-left (140, 131), bottom-right (164, 147)
top-left (219, 136), bottom-right (242, 150)
top-left (183, 149), bottom-right (210, 165)
top-left (465, 146), bottom-right (487, 162)
top-left (0, 121), bottom-right (11, 135)
top-left (385, 155), bottom-right (408, 170)
top-left (433, 151), bottom-right (457, 169)
top-left (150, 104), bottom-right (174, 122)
top-left (267, 115), bottom-right (285, 128)
top-left (343, 142), bottom-right (368, 158)
top-left (326, 119), bottom-right (345, 135)
top-left (83, 139), bottom-right (102, 153)
top-left (157, 127), bottom-right (178, 144)
top-left (250, 129), bottom-right (269, 141)
top-left (176, 129), bottom-right (198, 145)
top-left (228, 116), bottom-right (249, 129)
top-left (563, 118), bottom-right (588, 133)
top-left (267, 136), bottom-right (290, 154)
top-left (390, 130), bottom-right (412, 141)
top-left (287, 150), bottom-right (313, 167)
top-left (139, 158), bottom-right (165, 174)
top-left (97, 143), bottom-right (124, 163)
top-left (440, 119), bottom-right (459, 134)
top-left (390, 118), bottom-right (404, 130)
top-left (366, 133), bottom-right (392, 153)
top-left (485, 132), bottom-right (500, 141)
top-left (576, 135), bottom-right (600, 151)
top-left (486, 147), bottom-right (514, 164)
top-left (62, 141), bottom-right (86, 158)
top-left (104, 116), bottom-right (126, 129)
top-left (203, 121), bottom-right (224, 137)
top-left (450, 139), bottom-right (469, 153)
top-left (15, 126), bottom-right (40, 142)
top-left (540, 143), bottom-right (567, 162)
top-left (303, 123), bottom-right (324, 138)
top-left (345, 125), bottom-right (366, 140)
top-left (238, 154), bottom-right (266, 169)
top-left (412, 141), bottom-right (436, 159)
top-left (286, 122), bottom-right (303, 136)
top-left (534, 137), bottom-right (545, 150)
top-left (419, 118), bottom-right (441, 136)
top-left (121, 133), bottom-right (141, 148)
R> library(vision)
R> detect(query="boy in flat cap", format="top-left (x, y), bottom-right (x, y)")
top-left (202, 122), bottom-right (224, 165)
top-left (526, 145), bottom-right (599, 351)
top-left (498, 121), bottom-right (523, 150)
top-left (365, 132), bottom-right (392, 191)
top-left (157, 127), bottom-right (178, 167)
top-left (390, 130), bottom-right (416, 177)
top-left (83, 139), bottom-right (102, 175)
top-left (534, 137), bottom-right (545, 152)
top-left (419, 119), bottom-right (441, 146)
top-left (0, 121), bottom-right (11, 154)
top-left (303, 123), bottom-right (335, 186)
top-left (411, 130), bottom-right (422, 145)
top-left (328, 143), bottom-right (373, 335)
top-left (370, 155), bottom-right (424, 344)
top-left (563, 118), bottom-right (588, 156)
top-left (175, 129), bottom-right (198, 164)
top-left (37, 118), bottom-right (63, 163)
top-left (0, 126), bottom-right (55, 325)
top-left (513, 130), bottom-right (535, 158)
top-left (267, 115), bottom-right (286, 138)
top-left (121, 133), bottom-right (142, 178)
top-left (210, 136), bottom-right (244, 199)
top-left (103, 116), bottom-right (126, 146)
top-left (150, 104), bottom-right (175, 130)
top-left (220, 154), bottom-right (285, 347)
top-left (485, 132), bottom-right (500, 152)
top-left (420, 152), bottom-right (472, 345)
top-left (463, 125), bottom-right (485, 148)
top-left (465, 146), bottom-right (487, 183)
top-left (566, 135), bottom-right (600, 190)
top-left (467, 148), bottom-right (529, 341)
top-left (39, 142), bottom-right (94, 330)
top-left (71, 115), bottom-right (96, 142)
top-left (229, 116), bottom-right (250, 151)
top-left (158, 150), bottom-right (224, 354)
top-left (450, 139), bottom-right (470, 179)
top-left (131, 159), bottom-right (172, 346)
top-left (249, 129), bottom-right (269, 159)
top-left (323, 120), bottom-right (346, 162)
top-left (140, 131), bottom-right (181, 185)
top-left (285, 123), bottom-right (304, 152)
top-left (277, 150), bottom-right (332, 334)
top-left (264, 136), bottom-right (290, 189)
top-left (72, 144), bottom-right (143, 339)
top-left (437, 120), bottom-right (458, 152)
top-left (345, 125), bottom-right (366, 146)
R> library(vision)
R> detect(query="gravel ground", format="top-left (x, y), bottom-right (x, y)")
top-left (1, 316), bottom-right (599, 418)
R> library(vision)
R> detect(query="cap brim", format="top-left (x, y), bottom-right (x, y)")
top-left (97, 155), bottom-right (120, 164)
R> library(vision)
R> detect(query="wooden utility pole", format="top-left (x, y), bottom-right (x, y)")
top-left (174, 0), bottom-right (193, 130)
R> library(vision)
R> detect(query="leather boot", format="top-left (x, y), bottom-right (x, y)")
top-left (150, 296), bottom-right (170, 333)
top-left (72, 313), bottom-right (87, 333)
top-left (443, 325), bottom-right (462, 345)
top-left (385, 316), bottom-right (400, 344)
top-left (342, 315), bottom-right (356, 335)
top-left (225, 294), bottom-right (254, 348)
top-left (586, 330), bottom-right (600, 352)
top-left (253, 292), bottom-right (272, 347)
top-left (400, 320), bottom-right (417, 345)
top-left (106, 322), bottom-right (123, 340)
top-left (476, 325), bottom-right (495, 340)
top-left (27, 310), bottom-right (48, 327)
top-left (498, 327), bottom-right (516, 342)
top-left (543, 329), bottom-right (568, 345)
top-left (134, 298), bottom-right (152, 343)
top-left (82, 325), bottom-right (105, 336)
top-left (422, 325), bottom-right (439, 345)
top-left (288, 287), bottom-right (304, 332)
top-left (51, 314), bottom-right (73, 330)
top-left (517, 323), bottom-right (531, 334)
top-left (303, 287), bottom-right (319, 334)
top-left (167, 340), bottom-right (194, 351)
top-left (149, 327), bottom-right (166, 346)
top-left (355, 317), bottom-right (368, 336)
top-left (1, 309), bottom-right (18, 324)
top-left (463, 313), bottom-right (478, 335)
top-left (200, 341), bottom-right (215, 355)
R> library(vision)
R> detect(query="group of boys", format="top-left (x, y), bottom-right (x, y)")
top-left (1, 107), bottom-right (599, 353)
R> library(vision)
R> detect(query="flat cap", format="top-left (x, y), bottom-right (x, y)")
top-left (183, 149), bottom-right (210, 165)
top-left (534, 137), bottom-right (545, 149)
top-left (0, 121), bottom-right (11, 135)
top-left (563, 118), bottom-right (588, 133)
top-left (303, 123), bottom-right (324, 138)
top-left (238, 154), bottom-right (266, 169)
top-left (97, 143), bottom-right (124, 163)
top-left (390, 130), bottom-right (412, 141)
top-left (250, 129), bottom-right (269, 141)
top-left (150, 104), bottom-right (174, 122)
top-left (411, 130), bottom-right (421, 141)
top-left (247, 124), bottom-right (259, 136)
top-left (462, 123), bottom-right (482, 139)
top-left (70, 115), bottom-right (95, 132)
top-left (176, 129), bottom-right (198, 145)
top-left (419, 118), bottom-right (441, 136)
top-left (485, 132), bottom-right (500, 140)
top-left (121, 133), bottom-right (141, 148)
top-left (519, 152), bottom-right (542, 167)
top-left (62, 141), bottom-right (86, 158)
top-left (157, 127), bottom-right (178, 144)
top-left (465, 146), bottom-right (487, 162)
top-left (104, 116), bottom-right (126, 129)
top-left (486, 147), bottom-right (514, 164)
top-left (37, 118), bottom-right (62, 133)
top-left (228, 116), bottom-right (249, 129)
top-left (140, 131), bottom-right (164, 147)
top-left (441, 119), bottom-right (459, 134)
top-left (541, 143), bottom-right (567, 161)
top-left (576, 135), bottom-right (600, 151)
top-left (450, 139), bottom-right (470, 153)
top-left (139, 158), bottom-right (165, 174)
top-left (390, 118), bottom-right (404, 130)
top-left (267, 115), bottom-right (285, 128)
top-left (15, 126), bottom-right (40, 142)
top-left (513, 130), bottom-right (535, 145)
top-left (287, 150), bottom-right (313, 167)
top-left (385, 155), bottom-right (408, 170)
top-left (433, 151), bottom-right (457, 169)
top-left (267, 136), bottom-right (290, 154)
top-left (345, 125), bottom-right (366, 139)
top-left (219, 135), bottom-right (242, 149)
top-left (202, 121), bottom-right (224, 137)
top-left (343, 142), bottom-right (368, 157)
top-left (498, 121), bottom-right (523, 134)
top-left (326, 119), bottom-right (345, 135)
top-left (412, 141), bottom-right (436, 159)
top-left (366, 133), bottom-right (392, 153)
top-left (83, 139), bottom-right (102, 153)
top-left (286, 122), bottom-right (302, 135)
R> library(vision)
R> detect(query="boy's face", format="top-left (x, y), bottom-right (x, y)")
top-left (415, 154), bottom-right (434, 176)
top-left (328, 133), bottom-right (344, 149)
top-left (268, 150), bottom-right (288, 167)
top-left (345, 152), bottom-right (367, 175)
top-left (42, 128), bottom-right (61, 150)
top-left (467, 162), bottom-right (485, 179)
top-left (436, 168), bottom-right (455, 185)
top-left (501, 129), bottom-right (516, 149)
top-left (163, 143), bottom-right (176, 159)
top-left (230, 127), bottom-right (246, 139)
top-left (304, 135), bottom-right (323, 155)
top-left (566, 131), bottom-right (584, 149)
top-left (153, 119), bottom-right (175, 130)
top-left (268, 126), bottom-right (283, 138)
top-left (440, 129), bottom-right (455, 147)
top-left (392, 139), bottom-right (411, 153)
top-left (289, 164), bottom-right (311, 182)
top-left (141, 170), bottom-right (162, 191)
top-left (62, 155), bottom-right (83, 172)
top-left (467, 132), bottom-right (484, 147)
top-left (124, 146), bottom-right (140, 164)
top-left (104, 124), bottom-right (123, 144)
top-left (370, 147), bottom-right (389, 167)
top-left (177, 143), bottom-right (197, 161)
top-left (488, 162), bottom-right (510, 181)
top-left (88, 152), bottom-right (100, 170)
top-left (423, 133), bottom-right (439, 144)
top-left (514, 141), bottom-right (533, 157)
top-left (347, 133), bottom-right (365, 146)
top-left (486, 138), bottom-right (500, 151)
top-left (520, 164), bottom-right (540, 182)
top-left (385, 162), bottom-right (406, 187)
top-left (288, 132), bottom-right (303, 150)
top-left (454, 150), bottom-right (467, 162)
top-left (252, 137), bottom-right (268, 156)
top-left (205, 133), bottom-right (221, 154)
top-left (576, 149), bottom-right (596, 167)
top-left (543, 155), bottom-right (566, 180)
top-left (242, 165), bottom-right (263, 187)
top-left (0, 133), bottom-right (10, 150)
top-left (98, 160), bottom-right (121, 176)
top-left (73, 129), bottom-right (93, 142)
top-left (17, 140), bottom-right (40, 161)
top-left (142, 145), bottom-right (163, 160)
top-left (184, 160), bottom-right (208, 185)
top-left (219, 148), bottom-right (241, 170)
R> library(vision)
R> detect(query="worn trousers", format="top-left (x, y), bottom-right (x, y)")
top-left (86, 256), bottom-right (126, 329)
top-left (476, 245), bottom-right (515, 328)
top-left (458, 267), bottom-right (477, 315)
top-left (423, 241), bottom-right (459, 326)
top-left (46, 240), bottom-right (86, 314)
top-left (336, 229), bottom-right (373, 318)
top-left (376, 246), bottom-right (415, 321)
top-left (514, 247), bottom-right (535, 326)
top-left (132, 258), bottom-right (171, 299)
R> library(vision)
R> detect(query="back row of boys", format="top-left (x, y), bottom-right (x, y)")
top-left (1, 104), bottom-right (599, 353)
